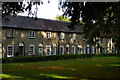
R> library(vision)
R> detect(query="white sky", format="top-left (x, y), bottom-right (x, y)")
top-left (18, 0), bottom-right (63, 20)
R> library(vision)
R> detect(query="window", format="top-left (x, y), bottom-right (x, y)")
top-left (60, 32), bottom-right (65, 39)
top-left (60, 46), bottom-right (64, 55)
top-left (7, 45), bottom-right (14, 57)
top-left (72, 33), bottom-right (76, 40)
top-left (46, 45), bottom-right (51, 56)
top-left (29, 31), bottom-right (35, 38)
top-left (46, 32), bottom-right (51, 39)
top-left (7, 29), bottom-right (15, 37)
top-left (29, 45), bottom-right (35, 55)
top-left (72, 46), bottom-right (76, 54)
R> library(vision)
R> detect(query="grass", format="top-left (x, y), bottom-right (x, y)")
top-left (2, 56), bottom-right (120, 80)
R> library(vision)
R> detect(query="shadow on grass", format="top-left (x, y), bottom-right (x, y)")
top-left (1, 73), bottom-right (90, 80)
top-left (1, 73), bottom-right (119, 80)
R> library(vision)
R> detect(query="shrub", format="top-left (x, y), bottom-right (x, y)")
top-left (2, 53), bottom-right (118, 63)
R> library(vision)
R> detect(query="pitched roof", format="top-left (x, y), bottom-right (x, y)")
top-left (2, 16), bottom-right (83, 33)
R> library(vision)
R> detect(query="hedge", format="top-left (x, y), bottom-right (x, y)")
top-left (2, 53), bottom-right (119, 63)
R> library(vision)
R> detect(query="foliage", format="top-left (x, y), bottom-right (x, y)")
top-left (2, 53), bottom-right (118, 63)
top-left (59, 2), bottom-right (120, 50)
top-left (2, 1), bottom-right (43, 20)
top-left (55, 15), bottom-right (71, 22)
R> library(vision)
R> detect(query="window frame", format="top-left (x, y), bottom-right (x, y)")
top-left (29, 45), bottom-right (35, 55)
top-left (7, 29), bottom-right (15, 38)
top-left (46, 32), bottom-right (51, 39)
top-left (46, 45), bottom-right (51, 56)
top-left (29, 31), bottom-right (35, 38)
top-left (7, 45), bottom-right (14, 57)
top-left (72, 33), bottom-right (76, 40)
top-left (60, 32), bottom-right (65, 39)
top-left (72, 46), bottom-right (76, 54)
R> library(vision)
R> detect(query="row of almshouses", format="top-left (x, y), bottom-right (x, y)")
top-left (1, 16), bottom-right (117, 57)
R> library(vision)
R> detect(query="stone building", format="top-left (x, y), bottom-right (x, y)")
top-left (1, 16), bottom-right (116, 57)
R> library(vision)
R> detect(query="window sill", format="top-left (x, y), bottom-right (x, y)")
top-left (7, 55), bottom-right (14, 57)
top-left (29, 37), bottom-right (35, 39)
top-left (29, 54), bottom-right (35, 56)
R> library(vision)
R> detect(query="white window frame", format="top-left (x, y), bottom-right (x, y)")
top-left (46, 45), bottom-right (51, 56)
top-left (60, 32), bottom-right (65, 39)
top-left (72, 33), bottom-right (76, 40)
top-left (7, 29), bottom-right (15, 38)
top-left (46, 32), bottom-right (51, 39)
top-left (7, 45), bottom-right (14, 57)
top-left (60, 46), bottom-right (64, 55)
top-left (29, 31), bottom-right (35, 38)
top-left (29, 45), bottom-right (35, 55)
top-left (72, 46), bottom-right (76, 54)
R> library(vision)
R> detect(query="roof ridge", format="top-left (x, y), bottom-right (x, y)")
top-left (16, 15), bottom-right (70, 23)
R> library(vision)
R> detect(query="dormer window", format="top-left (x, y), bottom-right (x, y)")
top-left (7, 29), bottom-right (15, 38)
top-left (46, 32), bottom-right (51, 39)
top-left (60, 32), bottom-right (65, 39)
top-left (72, 33), bottom-right (76, 40)
top-left (29, 31), bottom-right (35, 38)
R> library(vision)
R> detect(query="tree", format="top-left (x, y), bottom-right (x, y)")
top-left (55, 15), bottom-right (71, 22)
top-left (59, 2), bottom-right (120, 51)
top-left (2, 1), bottom-right (43, 20)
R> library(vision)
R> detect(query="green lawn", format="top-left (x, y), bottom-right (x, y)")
top-left (2, 56), bottom-right (120, 80)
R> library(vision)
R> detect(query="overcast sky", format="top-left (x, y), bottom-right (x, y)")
top-left (18, 0), bottom-right (63, 20)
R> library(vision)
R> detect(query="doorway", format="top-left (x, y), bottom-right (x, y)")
top-left (39, 47), bottom-right (43, 56)
top-left (19, 42), bottom-right (24, 56)
top-left (38, 43), bottom-right (43, 56)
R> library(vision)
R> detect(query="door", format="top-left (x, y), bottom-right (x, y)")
top-left (60, 46), bottom-right (64, 55)
top-left (39, 47), bottom-right (43, 56)
top-left (19, 42), bottom-right (24, 56)
top-left (66, 44), bottom-right (70, 54)
top-left (19, 46), bottom-right (24, 56)
top-left (100, 46), bottom-right (102, 53)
